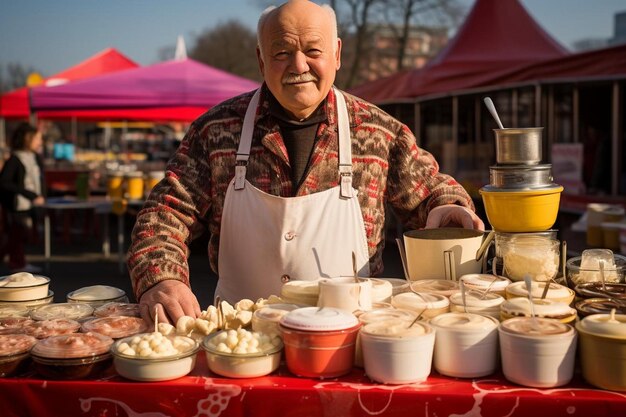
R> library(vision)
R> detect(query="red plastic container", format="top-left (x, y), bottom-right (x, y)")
top-left (279, 307), bottom-right (360, 378)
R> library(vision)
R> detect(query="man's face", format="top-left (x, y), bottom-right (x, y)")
top-left (257, 3), bottom-right (341, 120)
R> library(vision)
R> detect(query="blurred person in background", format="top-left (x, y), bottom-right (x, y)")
top-left (128, 0), bottom-right (483, 326)
top-left (0, 122), bottom-right (46, 273)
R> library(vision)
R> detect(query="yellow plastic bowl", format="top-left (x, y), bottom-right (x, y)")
top-left (480, 185), bottom-right (563, 232)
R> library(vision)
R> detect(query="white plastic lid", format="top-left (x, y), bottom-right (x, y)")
top-left (361, 320), bottom-right (431, 338)
top-left (358, 308), bottom-right (417, 325)
top-left (449, 291), bottom-right (504, 308)
top-left (391, 292), bottom-right (450, 310)
top-left (430, 312), bottom-right (498, 330)
top-left (501, 297), bottom-right (575, 318)
top-left (460, 274), bottom-right (510, 291)
top-left (94, 302), bottom-right (141, 318)
top-left (500, 317), bottom-right (572, 336)
top-left (281, 280), bottom-right (321, 298)
top-left (81, 316), bottom-right (148, 339)
top-left (410, 279), bottom-right (459, 294)
top-left (578, 311), bottom-right (626, 337)
top-left (253, 303), bottom-right (301, 322)
top-left (369, 278), bottom-right (393, 299)
top-left (279, 307), bottom-right (359, 331)
top-left (506, 281), bottom-right (572, 299)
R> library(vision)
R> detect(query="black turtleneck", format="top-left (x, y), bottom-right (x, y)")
top-left (268, 94), bottom-right (328, 192)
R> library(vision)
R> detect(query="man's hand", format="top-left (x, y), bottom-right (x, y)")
top-left (138, 280), bottom-right (202, 327)
top-left (425, 204), bottom-right (485, 230)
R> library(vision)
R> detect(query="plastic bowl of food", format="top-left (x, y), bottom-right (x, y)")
top-left (67, 285), bottom-right (129, 307)
top-left (202, 329), bottom-right (283, 378)
top-left (480, 185), bottom-right (563, 232)
top-left (24, 318), bottom-right (81, 339)
top-left (0, 305), bottom-right (31, 319)
top-left (94, 302), bottom-right (141, 318)
top-left (566, 255), bottom-right (626, 288)
top-left (0, 317), bottom-right (35, 335)
top-left (111, 332), bottom-right (199, 381)
top-left (0, 334), bottom-right (37, 377)
top-left (0, 273), bottom-right (50, 302)
top-left (81, 316), bottom-right (148, 339)
top-left (30, 303), bottom-right (94, 322)
top-left (30, 332), bottom-right (114, 379)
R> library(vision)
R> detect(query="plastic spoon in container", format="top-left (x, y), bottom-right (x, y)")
top-left (484, 97), bottom-right (505, 129)
top-left (524, 275), bottom-right (539, 328)
top-left (352, 251), bottom-right (360, 283)
top-left (600, 260), bottom-right (607, 292)
top-left (480, 274), bottom-right (500, 299)
top-left (460, 280), bottom-right (468, 313)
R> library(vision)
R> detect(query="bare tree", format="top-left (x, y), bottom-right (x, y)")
top-left (0, 63), bottom-right (39, 93)
top-left (189, 20), bottom-right (263, 82)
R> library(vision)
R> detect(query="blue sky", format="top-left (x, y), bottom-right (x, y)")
top-left (1, 0), bottom-right (624, 77)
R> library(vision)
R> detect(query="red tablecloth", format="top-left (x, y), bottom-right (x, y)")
top-left (1, 355), bottom-right (625, 417)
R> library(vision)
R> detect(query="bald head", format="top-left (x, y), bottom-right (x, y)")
top-left (257, 1), bottom-right (338, 56)
top-left (255, 0), bottom-right (342, 120)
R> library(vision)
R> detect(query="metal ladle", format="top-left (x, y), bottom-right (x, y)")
top-left (484, 97), bottom-right (505, 129)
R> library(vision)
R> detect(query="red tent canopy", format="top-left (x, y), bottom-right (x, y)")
top-left (0, 48), bottom-right (138, 119)
top-left (349, 0), bottom-right (568, 103)
top-left (30, 59), bottom-right (261, 122)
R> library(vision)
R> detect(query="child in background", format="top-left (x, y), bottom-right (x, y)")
top-left (0, 122), bottom-right (46, 272)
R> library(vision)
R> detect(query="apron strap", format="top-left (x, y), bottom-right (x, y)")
top-left (235, 88), bottom-right (261, 190)
top-left (334, 88), bottom-right (353, 199)
top-left (235, 87), bottom-right (353, 197)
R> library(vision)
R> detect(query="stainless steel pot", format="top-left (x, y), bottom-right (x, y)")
top-left (495, 127), bottom-right (543, 165)
top-left (489, 164), bottom-right (553, 189)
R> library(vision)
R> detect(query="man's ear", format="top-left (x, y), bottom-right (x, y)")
top-left (335, 38), bottom-right (342, 71)
top-left (257, 47), bottom-right (265, 77)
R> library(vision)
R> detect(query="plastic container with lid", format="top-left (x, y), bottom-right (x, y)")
top-left (67, 285), bottom-right (128, 307)
top-left (448, 291), bottom-right (504, 320)
top-left (24, 318), bottom-right (81, 339)
top-left (505, 281), bottom-right (574, 305)
top-left (498, 317), bottom-right (577, 388)
top-left (354, 308), bottom-right (418, 368)
top-left (360, 319), bottom-right (435, 384)
top-left (94, 302), bottom-right (141, 318)
top-left (31, 332), bottom-right (114, 379)
top-left (459, 274), bottom-right (511, 297)
top-left (377, 278), bottom-right (411, 296)
top-left (251, 303), bottom-right (301, 336)
top-left (391, 292), bottom-right (450, 319)
top-left (430, 312), bottom-right (499, 378)
top-left (279, 307), bottom-right (360, 378)
top-left (576, 311), bottom-right (626, 391)
top-left (30, 302), bottom-right (94, 321)
top-left (0, 304), bottom-right (31, 318)
top-left (368, 278), bottom-right (393, 303)
top-left (0, 317), bottom-right (35, 335)
top-left (317, 277), bottom-right (372, 313)
top-left (81, 316), bottom-right (148, 339)
top-left (566, 254), bottom-right (626, 287)
top-left (111, 332), bottom-right (199, 381)
top-left (0, 273), bottom-right (50, 302)
top-left (0, 334), bottom-right (37, 377)
top-left (201, 329), bottom-right (283, 378)
top-left (500, 298), bottom-right (577, 324)
top-left (280, 280), bottom-right (321, 306)
top-left (409, 279), bottom-right (459, 297)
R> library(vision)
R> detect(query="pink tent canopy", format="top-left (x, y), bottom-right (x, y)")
top-left (30, 59), bottom-right (260, 120)
top-left (349, 0), bottom-right (568, 103)
top-left (0, 48), bottom-right (139, 118)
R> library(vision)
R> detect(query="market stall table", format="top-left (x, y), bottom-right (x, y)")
top-left (43, 196), bottom-right (113, 271)
top-left (1, 355), bottom-right (625, 417)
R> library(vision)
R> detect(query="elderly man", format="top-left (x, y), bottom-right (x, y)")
top-left (128, 0), bottom-right (483, 325)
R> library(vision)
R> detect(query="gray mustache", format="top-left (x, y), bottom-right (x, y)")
top-left (282, 73), bottom-right (318, 84)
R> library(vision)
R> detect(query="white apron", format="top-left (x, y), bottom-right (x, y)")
top-left (215, 88), bottom-right (370, 303)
